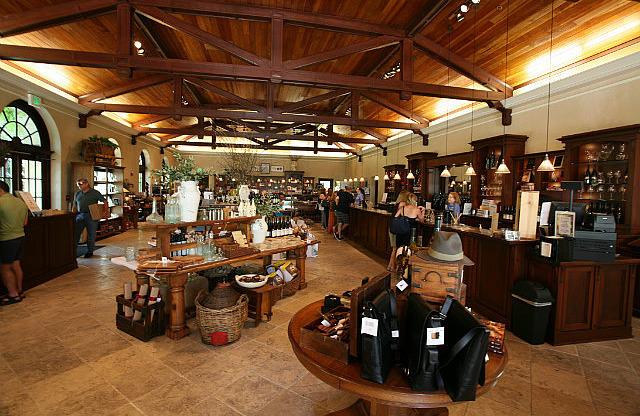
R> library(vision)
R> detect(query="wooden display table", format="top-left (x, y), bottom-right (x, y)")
top-left (288, 300), bottom-right (508, 416)
top-left (136, 236), bottom-right (318, 340)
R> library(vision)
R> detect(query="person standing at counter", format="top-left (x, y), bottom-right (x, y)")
top-left (0, 181), bottom-right (29, 305)
top-left (355, 187), bottom-right (365, 207)
top-left (318, 189), bottom-right (329, 230)
top-left (445, 192), bottom-right (461, 223)
top-left (73, 178), bottom-right (108, 258)
top-left (390, 192), bottom-right (424, 265)
top-left (334, 186), bottom-right (354, 241)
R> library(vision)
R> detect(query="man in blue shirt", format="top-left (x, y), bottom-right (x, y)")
top-left (73, 178), bottom-right (108, 258)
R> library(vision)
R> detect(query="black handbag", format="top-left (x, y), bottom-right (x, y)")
top-left (390, 207), bottom-right (411, 235)
top-left (438, 296), bottom-right (490, 402)
top-left (360, 289), bottom-right (399, 384)
top-left (402, 293), bottom-right (443, 391)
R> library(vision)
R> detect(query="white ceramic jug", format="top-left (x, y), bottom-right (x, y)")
top-left (178, 180), bottom-right (200, 222)
top-left (251, 216), bottom-right (268, 244)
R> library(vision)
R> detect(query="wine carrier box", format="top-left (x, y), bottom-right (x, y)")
top-left (115, 292), bottom-right (165, 342)
top-left (300, 306), bottom-right (351, 364)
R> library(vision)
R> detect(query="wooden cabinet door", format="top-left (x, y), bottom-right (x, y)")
top-left (593, 265), bottom-right (631, 329)
top-left (557, 266), bottom-right (595, 331)
top-left (474, 239), bottom-right (510, 317)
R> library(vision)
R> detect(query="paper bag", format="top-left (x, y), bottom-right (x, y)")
top-left (89, 203), bottom-right (106, 220)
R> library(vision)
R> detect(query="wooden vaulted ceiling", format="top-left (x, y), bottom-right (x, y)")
top-left (0, 0), bottom-right (639, 155)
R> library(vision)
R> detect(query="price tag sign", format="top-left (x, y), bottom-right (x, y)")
top-left (361, 317), bottom-right (379, 336)
top-left (320, 319), bottom-right (331, 327)
top-left (396, 279), bottom-right (409, 292)
top-left (426, 327), bottom-right (445, 346)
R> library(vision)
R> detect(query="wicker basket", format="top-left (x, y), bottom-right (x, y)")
top-left (195, 291), bottom-right (248, 345)
top-left (282, 275), bottom-right (299, 297)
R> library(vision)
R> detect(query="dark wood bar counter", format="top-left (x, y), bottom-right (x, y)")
top-left (23, 213), bottom-right (77, 290)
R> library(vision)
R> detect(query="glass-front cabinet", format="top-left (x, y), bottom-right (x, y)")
top-left (560, 124), bottom-right (639, 233)
top-left (382, 164), bottom-right (406, 201)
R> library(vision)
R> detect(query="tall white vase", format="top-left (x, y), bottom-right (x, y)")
top-left (251, 216), bottom-right (268, 244)
top-left (178, 180), bottom-right (200, 222)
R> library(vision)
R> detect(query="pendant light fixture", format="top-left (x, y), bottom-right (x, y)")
top-left (441, 27), bottom-right (452, 179)
top-left (495, 0), bottom-right (511, 175)
top-left (374, 146), bottom-right (380, 181)
top-left (465, 163), bottom-right (476, 176)
top-left (406, 98), bottom-right (416, 179)
top-left (466, 11), bottom-right (477, 177)
top-left (393, 132), bottom-right (401, 180)
top-left (537, 0), bottom-right (556, 173)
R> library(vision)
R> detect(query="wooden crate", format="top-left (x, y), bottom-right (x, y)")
top-left (115, 293), bottom-right (165, 342)
top-left (409, 256), bottom-right (463, 304)
top-left (300, 306), bottom-right (350, 363)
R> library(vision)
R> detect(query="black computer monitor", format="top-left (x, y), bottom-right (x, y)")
top-left (548, 201), bottom-right (587, 234)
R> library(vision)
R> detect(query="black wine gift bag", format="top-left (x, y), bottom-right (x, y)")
top-left (360, 289), bottom-right (399, 384)
top-left (402, 293), bottom-right (443, 391)
top-left (438, 296), bottom-right (490, 401)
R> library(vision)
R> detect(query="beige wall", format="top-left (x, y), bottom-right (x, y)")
top-left (0, 50), bottom-right (637, 208)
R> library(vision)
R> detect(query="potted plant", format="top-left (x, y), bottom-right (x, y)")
top-left (251, 193), bottom-right (280, 244)
top-left (152, 153), bottom-right (211, 222)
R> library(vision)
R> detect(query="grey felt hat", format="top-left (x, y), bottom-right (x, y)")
top-left (416, 231), bottom-right (474, 266)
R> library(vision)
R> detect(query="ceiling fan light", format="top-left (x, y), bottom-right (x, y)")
top-left (440, 166), bottom-right (451, 177)
top-left (537, 154), bottom-right (556, 172)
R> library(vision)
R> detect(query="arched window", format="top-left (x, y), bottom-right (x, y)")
top-left (138, 152), bottom-right (146, 193)
top-left (0, 100), bottom-right (51, 209)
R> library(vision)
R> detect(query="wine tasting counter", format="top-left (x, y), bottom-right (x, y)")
top-left (349, 207), bottom-right (537, 325)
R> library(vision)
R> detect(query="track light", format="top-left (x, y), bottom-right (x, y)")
top-left (134, 40), bottom-right (142, 49)
top-left (461, 4), bottom-right (469, 12)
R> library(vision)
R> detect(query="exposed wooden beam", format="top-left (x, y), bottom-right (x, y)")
top-left (0, 45), bottom-right (505, 102)
top-left (140, 127), bottom-right (380, 145)
top-left (79, 75), bottom-right (172, 104)
top-left (283, 35), bottom-right (399, 70)
top-left (78, 109), bottom-right (102, 128)
top-left (129, 0), bottom-right (406, 37)
top-left (184, 77), bottom-right (266, 112)
top-left (134, 5), bottom-right (268, 66)
top-left (355, 126), bottom-right (388, 142)
top-left (84, 102), bottom-right (427, 129)
top-left (413, 34), bottom-right (512, 95)
top-left (116, 3), bottom-right (133, 78)
top-left (0, 0), bottom-right (116, 37)
top-left (163, 140), bottom-right (356, 153)
top-left (361, 92), bottom-right (430, 124)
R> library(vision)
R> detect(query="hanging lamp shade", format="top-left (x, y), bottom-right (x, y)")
top-left (393, 172), bottom-right (401, 180)
top-left (359, 177), bottom-right (364, 182)
top-left (374, 175), bottom-right (380, 181)
top-left (495, 161), bottom-right (511, 174)
top-left (465, 164), bottom-right (477, 176)
top-left (537, 154), bottom-right (555, 172)
top-left (406, 171), bottom-right (415, 179)
top-left (383, 173), bottom-right (389, 180)
top-left (440, 166), bottom-right (451, 177)
top-left (343, 178), bottom-right (347, 182)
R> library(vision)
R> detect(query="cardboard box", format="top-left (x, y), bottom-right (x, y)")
top-left (89, 203), bottom-right (106, 220)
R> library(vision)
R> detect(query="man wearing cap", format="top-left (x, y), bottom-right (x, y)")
top-left (73, 178), bottom-right (108, 258)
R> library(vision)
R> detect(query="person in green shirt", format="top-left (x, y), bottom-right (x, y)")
top-left (0, 181), bottom-right (29, 306)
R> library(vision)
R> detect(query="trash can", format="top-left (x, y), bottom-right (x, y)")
top-left (511, 280), bottom-right (554, 345)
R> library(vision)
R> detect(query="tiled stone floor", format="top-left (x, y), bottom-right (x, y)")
top-left (1, 224), bottom-right (639, 415)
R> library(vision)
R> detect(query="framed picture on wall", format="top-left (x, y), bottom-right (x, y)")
top-left (260, 163), bottom-right (270, 174)
top-left (271, 165), bottom-right (284, 173)
top-left (553, 155), bottom-right (564, 168)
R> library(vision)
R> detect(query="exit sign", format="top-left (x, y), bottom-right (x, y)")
top-left (28, 93), bottom-right (41, 108)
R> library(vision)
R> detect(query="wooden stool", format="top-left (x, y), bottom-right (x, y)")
top-left (232, 282), bottom-right (278, 326)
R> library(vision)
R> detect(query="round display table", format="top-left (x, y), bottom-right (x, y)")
top-left (288, 300), bottom-right (507, 416)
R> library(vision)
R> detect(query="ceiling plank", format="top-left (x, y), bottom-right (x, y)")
top-left (283, 35), bottom-right (400, 70)
top-left (132, 114), bottom-right (172, 128)
top-left (164, 141), bottom-right (356, 153)
top-left (0, 45), bottom-right (504, 101)
top-left (355, 126), bottom-right (388, 142)
top-left (80, 101), bottom-right (428, 129)
top-left (79, 75), bottom-right (173, 104)
top-left (184, 77), bottom-right (266, 112)
top-left (278, 89), bottom-right (349, 113)
top-left (0, 0), bottom-right (117, 37)
top-left (134, 5), bottom-right (269, 66)
top-left (414, 34), bottom-right (513, 94)
top-left (361, 91), bottom-right (429, 124)
top-left (129, 0), bottom-right (406, 37)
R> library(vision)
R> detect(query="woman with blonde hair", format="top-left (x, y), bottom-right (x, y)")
top-left (387, 191), bottom-right (424, 271)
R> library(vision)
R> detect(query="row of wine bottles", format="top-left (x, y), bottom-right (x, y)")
top-left (588, 200), bottom-right (625, 224)
top-left (584, 165), bottom-right (628, 185)
top-left (266, 216), bottom-right (293, 238)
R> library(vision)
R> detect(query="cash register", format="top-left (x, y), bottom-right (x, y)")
top-left (540, 181), bottom-right (616, 262)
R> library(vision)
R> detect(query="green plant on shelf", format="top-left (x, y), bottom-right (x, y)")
top-left (88, 134), bottom-right (119, 149)
top-left (253, 193), bottom-right (280, 217)
top-left (152, 153), bottom-right (211, 186)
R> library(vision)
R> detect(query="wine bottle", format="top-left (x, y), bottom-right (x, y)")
top-left (584, 166), bottom-right (591, 185)
top-left (490, 151), bottom-right (496, 169)
top-left (591, 167), bottom-right (598, 185)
